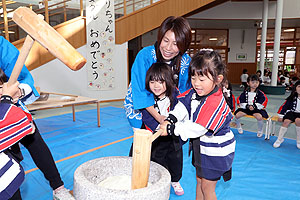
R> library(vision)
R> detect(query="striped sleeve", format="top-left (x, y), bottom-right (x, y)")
top-left (0, 104), bottom-right (33, 152)
top-left (194, 89), bottom-right (231, 134)
top-left (0, 152), bottom-right (24, 199)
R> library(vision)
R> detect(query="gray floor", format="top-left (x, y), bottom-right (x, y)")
top-left (31, 85), bottom-right (296, 140)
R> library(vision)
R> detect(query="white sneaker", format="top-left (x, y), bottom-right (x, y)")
top-left (257, 131), bottom-right (263, 138)
top-left (273, 138), bottom-right (284, 148)
top-left (237, 127), bottom-right (243, 134)
top-left (297, 143), bottom-right (300, 149)
top-left (171, 182), bottom-right (184, 196)
top-left (53, 186), bottom-right (74, 200)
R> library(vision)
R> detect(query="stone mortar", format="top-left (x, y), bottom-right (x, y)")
top-left (73, 156), bottom-right (171, 200)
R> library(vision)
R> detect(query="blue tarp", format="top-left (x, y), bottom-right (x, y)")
top-left (20, 107), bottom-right (300, 200)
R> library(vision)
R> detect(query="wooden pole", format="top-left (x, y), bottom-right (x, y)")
top-left (131, 129), bottom-right (162, 189)
top-left (2, 0), bottom-right (9, 41)
top-left (44, 0), bottom-right (49, 23)
top-left (80, 0), bottom-right (83, 16)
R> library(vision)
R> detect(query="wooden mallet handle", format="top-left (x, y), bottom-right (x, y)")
top-left (7, 35), bottom-right (34, 86)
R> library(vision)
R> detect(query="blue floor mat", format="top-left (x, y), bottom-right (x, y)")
top-left (20, 107), bottom-right (300, 200)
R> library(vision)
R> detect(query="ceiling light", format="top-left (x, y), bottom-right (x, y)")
top-left (2, 30), bottom-right (15, 34)
top-left (191, 30), bottom-right (195, 33)
top-left (209, 38), bottom-right (218, 41)
top-left (284, 29), bottom-right (295, 32)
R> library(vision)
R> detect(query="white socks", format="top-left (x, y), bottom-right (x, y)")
top-left (273, 126), bottom-right (287, 148)
top-left (257, 120), bottom-right (263, 133)
top-left (235, 118), bottom-right (241, 128)
top-left (278, 126), bottom-right (287, 141)
top-left (296, 126), bottom-right (300, 149)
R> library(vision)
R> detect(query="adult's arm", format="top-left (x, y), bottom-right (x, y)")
top-left (0, 36), bottom-right (39, 105)
top-left (131, 46), bottom-right (155, 110)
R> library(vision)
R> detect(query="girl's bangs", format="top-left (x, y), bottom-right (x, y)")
top-left (191, 63), bottom-right (210, 77)
top-left (150, 73), bottom-right (165, 82)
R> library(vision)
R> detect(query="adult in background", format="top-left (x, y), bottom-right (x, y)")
top-left (124, 16), bottom-right (192, 195)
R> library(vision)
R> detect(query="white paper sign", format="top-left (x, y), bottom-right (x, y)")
top-left (86, 0), bottom-right (115, 90)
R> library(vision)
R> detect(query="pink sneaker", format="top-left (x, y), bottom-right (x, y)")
top-left (171, 182), bottom-right (184, 196)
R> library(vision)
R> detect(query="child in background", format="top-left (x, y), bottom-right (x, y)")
top-left (161, 50), bottom-right (235, 200)
top-left (240, 69), bottom-right (248, 89)
top-left (273, 80), bottom-right (300, 149)
top-left (234, 74), bottom-right (269, 137)
top-left (1, 82), bottom-right (34, 200)
top-left (141, 63), bottom-right (184, 195)
top-left (223, 80), bottom-right (235, 112)
top-left (256, 70), bottom-right (263, 85)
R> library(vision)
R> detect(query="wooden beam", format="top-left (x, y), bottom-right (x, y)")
top-left (115, 0), bottom-right (219, 44)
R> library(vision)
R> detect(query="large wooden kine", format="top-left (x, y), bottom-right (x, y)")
top-left (131, 129), bottom-right (162, 189)
top-left (8, 7), bottom-right (86, 85)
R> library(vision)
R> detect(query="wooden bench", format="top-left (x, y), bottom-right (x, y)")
top-left (27, 92), bottom-right (101, 127)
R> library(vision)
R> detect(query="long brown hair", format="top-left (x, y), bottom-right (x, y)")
top-left (156, 16), bottom-right (191, 72)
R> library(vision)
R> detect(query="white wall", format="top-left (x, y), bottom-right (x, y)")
top-left (228, 29), bottom-right (257, 63)
top-left (31, 43), bottom-right (128, 101)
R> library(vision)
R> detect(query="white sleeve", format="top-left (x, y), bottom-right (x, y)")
top-left (277, 113), bottom-right (284, 118)
top-left (18, 83), bottom-right (32, 98)
top-left (239, 103), bottom-right (247, 109)
top-left (255, 103), bottom-right (264, 110)
top-left (168, 101), bottom-right (189, 122)
top-left (174, 120), bottom-right (208, 141)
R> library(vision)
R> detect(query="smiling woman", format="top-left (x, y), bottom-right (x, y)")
top-left (124, 16), bottom-right (192, 129)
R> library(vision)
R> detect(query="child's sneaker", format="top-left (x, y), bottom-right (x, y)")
top-left (171, 182), bottom-right (184, 196)
top-left (237, 127), bottom-right (243, 134)
top-left (297, 143), bottom-right (300, 149)
top-left (257, 131), bottom-right (263, 138)
top-left (53, 186), bottom-right (75, 200)
top-left (273, 138), bottom-right (284, 148)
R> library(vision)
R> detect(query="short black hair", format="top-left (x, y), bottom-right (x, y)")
top-left (247, 74), bottom-right (259, 82)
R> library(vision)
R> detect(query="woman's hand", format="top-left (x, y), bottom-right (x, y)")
top-left (146, 105), bottom-right (166, 124)
top-left (2, 82), bottom-right (21, 101)
top-left (160, 121), bottom-right (170, 136)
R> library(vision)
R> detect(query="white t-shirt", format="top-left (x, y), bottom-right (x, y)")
top-left (240, 74), bottom-right (248, 82)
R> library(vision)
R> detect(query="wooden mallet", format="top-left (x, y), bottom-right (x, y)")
top-left (131, 129), bottom-right (163, 189)
top-left (8, 7), bottom-right (86, 85)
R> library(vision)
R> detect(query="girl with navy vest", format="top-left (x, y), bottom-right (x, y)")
top-left (141, 63), bottom-right (184, 195)
top-left (161, 50), bottom-right (235, 200)
top-left (234, 74), bottom-right (269, 137)
top-left (273, 80), bottom-right (300, 149)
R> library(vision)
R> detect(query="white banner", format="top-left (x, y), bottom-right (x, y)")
top-left (86, 0), bottom-right (115, 90)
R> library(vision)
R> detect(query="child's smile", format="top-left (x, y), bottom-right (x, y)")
top-left (149, 80), bottom-right (167, 98)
